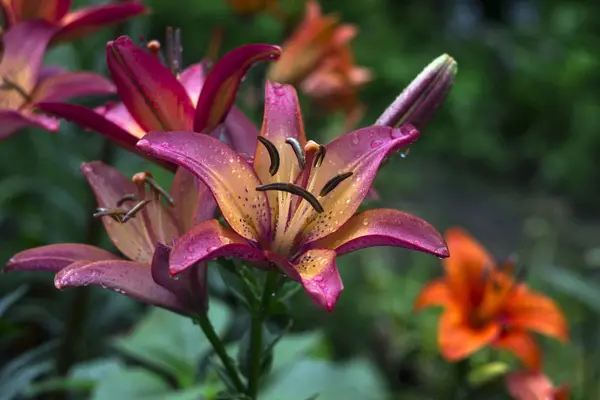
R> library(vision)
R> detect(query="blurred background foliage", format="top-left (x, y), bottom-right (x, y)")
top-left (1, 0), bottom-right (600, 399)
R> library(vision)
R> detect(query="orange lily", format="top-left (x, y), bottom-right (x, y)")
top-left (506, 371), bottom-right (569, 400)
top-left (414, 228), bottom-right (568, 370)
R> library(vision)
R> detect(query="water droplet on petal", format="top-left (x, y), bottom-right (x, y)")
top-left (370, 140), bottom-right (382, 148)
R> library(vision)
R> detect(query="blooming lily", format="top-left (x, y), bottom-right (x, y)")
top-left (414, 228), bottom-right (568, 370)
top-left (506, 371), bottom-right (569, 400)
top-left (36, 35), bottom-right (281, 166)
top-left (4, 162), bottom-right (212, 315)
top-left (136, 81), bottom-right (448, 311)
top-left (0, 0), bottom-right (146, 44)
top-left (0, 21), bottom-right (115, 140)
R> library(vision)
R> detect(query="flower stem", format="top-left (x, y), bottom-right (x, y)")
top-left (195, 313), bottom-right (245, 393)
top-left (247, 271), bottom-right (279, 399)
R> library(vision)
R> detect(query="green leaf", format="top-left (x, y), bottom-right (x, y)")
top-left (271, 332), bottom-right (323, 371)
top-left (0, 285), bottom-right (28, 317)
top-left (542, 264), bottom-right (600, 314)
top-left (91, 367), bottom-right (170, 400)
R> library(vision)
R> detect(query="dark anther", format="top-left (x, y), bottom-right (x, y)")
top-left (121, 199), bottom-right (152, 223)
top-left (256, 183), bottom-right (324, 213)
top-left (257, 136), bottom-right (280, 176)
top-left (285, 138), bottom-right (306, 170)
top-left (319, 172), bottom-right (353, 197)
top-left (313, 144), bottom-right (326, 168)
top-left (117, 194), bottom-right (138, 207)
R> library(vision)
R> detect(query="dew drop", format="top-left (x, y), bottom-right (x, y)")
top-left (370, 140), bottom-right (382, 148)
top-left (351, 134), bottom-right (359, 145)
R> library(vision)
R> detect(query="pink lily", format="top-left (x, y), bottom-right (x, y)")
top-left (0, 21), bottom-right (115, 140)
top-left (0, 0), bottom-right (146, 44)
top-left (36, 36), bottom-right (281, 167)
top-left (4, 162), bottom-right (212, 316)
top-left (136, 81), bottom-right (449, 311)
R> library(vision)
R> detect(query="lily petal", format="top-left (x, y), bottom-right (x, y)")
top-left (10, 0), bottom-right (70, 22)
top-left (438, 306), bottom-right (500, 361)
top-left (0, 20), bottom-right (56, 109)
top-left (32, 71), bottom-right (115, 102)
top-left (505, 285), bottom-right (569, 342)
top-left (179, 62), bottom-right (208, 107)
top-left (170, 219), bottom-right (268, 275)
top-left (193, 44), bottom-right (281, 133)
top-left (493, 331), bottom-right (541, 370)
top-left (170, 167), bottom-right (216, 232)
top-left (54, 2), bottom-right (147, 44)
top-left (137, 131), bottom-right (271, 243)
top-left (4, 243), bottom-right (119, 273)
top-left (307, 208), bottom-right (448, 257)
top-left (302, 124), bottom-right (420, 243)
top-left (106, 36), bottom-right (194, 132)
top-left (0, 109), bottom-right (59, 140)
top-left (375, 54), bottom-right (457, 130)
top-left (54, 259), bottom-right (188, 314)
top-left (94, 101), bottom-right (146, 139)
top-left (414, 279), bottom-right (453, 311)
top-left (223, 106), bottom-right (259, 155)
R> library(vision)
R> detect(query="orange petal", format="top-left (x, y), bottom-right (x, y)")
top-left (504, 285), bottom-right (569, 342)
top-left (493, 331), bottom-right (541, 370)
top-left (414, 279), bottom-right (453, 312)
top-left (438, 306), bottom-right (500, 361)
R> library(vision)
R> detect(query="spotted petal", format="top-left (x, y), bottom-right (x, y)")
top-left (4, 243), bottom-right (120, 273)
top-left (137, 131), bottom-right (271, 243)
top-left (0, 109), bottom-right (59, 140)
top-left (32, 71), bottom-right (115, 102)
top-left (301, 124), bottom-right (420, 243)
top-left (170, 219), bottom-right (268, 275)
top-left (307, 209), bottom-right (448, 257)
top-left (55, 259), bottom-right (189, 314)
top-left (106, 36), bottom-right (194, 132)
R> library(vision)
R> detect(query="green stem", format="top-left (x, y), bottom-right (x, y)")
top-left (247, 271), bottom-right (278, 399)
top-left (195, 313), bottom-right (245, 393)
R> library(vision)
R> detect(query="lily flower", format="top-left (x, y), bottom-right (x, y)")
top-left (136, 81), bottom-right (449, 311)
top-left (414, 228), bottom-right (568, 370)
top-left (36, 35), bottom-right (281, 167)
top-left (0, 0), bottom-right (146, 44)
top-left (4, 162), bottom-right (212, 315)
top-left (506, 371), bottom-right (569, 400)
top-left (0, 21), bottom-right (115, 140)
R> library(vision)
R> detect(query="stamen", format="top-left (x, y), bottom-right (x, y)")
top-left (285, 138), bottom-right (306, 170)
top-left (257, 136), bottom-right (280, 176)
top-left (256, 183), bottom-right (324, 213)
top-left (117, 193), bottom-right (138, 207)
top-left (313, 144), bottom-right (327, 168)
top-left (93, 207), bottom-right (127, 222)
top-left (319, 172), bottom-right (353, 197)
top-left (1, 77), bottom-right (32, 102)
top-left (121, 199), bottom-right (152, 223)
top-left (165, 27), bottom-right (182, 76)
top-left (132, 172), bottom-right (175, 206)
top-left (146, 40), bottom-right (161, 59)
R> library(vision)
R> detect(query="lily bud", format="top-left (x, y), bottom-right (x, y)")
top-left (375, 54), bottom-right (457, 130)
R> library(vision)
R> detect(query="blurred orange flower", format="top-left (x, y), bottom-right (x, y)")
top-left (414, 228), bottom-right (568, 370)
top-left (506, 371), bottom-right (569, 400)
top-left (226, 0), bottom-right (279, 17)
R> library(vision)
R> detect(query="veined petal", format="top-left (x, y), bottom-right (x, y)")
top-left (493, 331), bottom-right (541, 370)
top-left (137, 131), bottom-right (271, 243)
top-left (504, 285), bottom-right (569, 342)
top-left (170, 219), bottom-right (268, 275)
top-left (54, 259), bottom-right (189, 314)
top-left (193, 44), bottom-right (281, 133)
top-left (170, 167), bottom-right (216, 232)
top-left (106, 36), bottom-right (194, 132)
top-left (10, 0), bottom-right (70, 22)
top-left (54, 2), bottom-right (147, 43)
top-left (307, 208), bottom-right (448, 257)
top-left (0, 20), bottom-right (56, 110)
top-left (4, 243), bottom-right (119, 273)
top-left (81, 161), bottom-right (155, 264)
top-left (268, 249), bottom-right (343, 312)
top-left (438, 306), bottom-right (500, 361)
top-left (32, 71), bottom-right (115, 102)
top-left (179, 62), bottom-right (208, 107)
top-left (414, 279), bottom-right (453, 311)
top-left (302, 125), bottom-right (420, 243)
top-left (224, 106), bottom-right (259, 155)
top-left (0, 109), bottom-right (59, 140)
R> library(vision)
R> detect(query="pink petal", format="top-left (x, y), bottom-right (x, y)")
top-left (106, 36), bottom-right (194, 132)
top-left (223, 106), bottom-right (259, 155)
top-left (179, 62), bottom-right (208, 107)
top-left (301, 124), bottom-right (420, 243)
top-left (137, 131), bottom-right (271, 243)
top-left (170, 219), bottom-right (268, 275)
top-left (193, 44), bottom-right (281, 133)
top-left (54, 258), bottom-right (189, 314)
top-left (9, 0), bottom-right (71, 22)
top-left (94, 101), bottom-right (146, 139)
top-left (169, 167), bottom-right (216, 232)
top-left (0, 109), bottom-right (59, 140)
top-left (54, 2), bottom-right (147, 43)
top-left (307, 208), bottom-right (448, 258)
top-left (32, 71), bottom-right (115, 103)
top-left (4, 243), bottom-right (120, 273)
top-left (268, 249), bottom-right (343, 312)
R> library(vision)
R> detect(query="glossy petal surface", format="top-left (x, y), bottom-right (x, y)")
top-left (493, 331), bottom-right (541, 370)
top-left (106, 36), bottom-right (194, 132)
top-left (32, 71), bottom-right (115, 102)
top-left (170, 219), bottom-right (268, 275)
top-left (0, 109), bottom-right (59, 139)
top-left (137, 131), bottom-right (271, 243)
top-left (179, 62), bottom-right (208, 107)
top-left (307, 208), bottom-right (448, 257)
top-left (95, 101), bottom-right (146, 139)
top-left (4, 243), bottom-right (119, 273)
